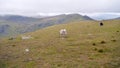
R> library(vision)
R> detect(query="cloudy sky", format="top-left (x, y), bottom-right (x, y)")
top-left (0, 0), bottom-right (120, 16)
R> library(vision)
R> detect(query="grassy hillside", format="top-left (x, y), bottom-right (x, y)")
top-left (0, 20), bottom-right (120, 68)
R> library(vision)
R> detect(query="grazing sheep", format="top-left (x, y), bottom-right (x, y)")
top-left (59, 29), bottom-right (67, 38)
top-left (100, 22), bottom-right (103, 26)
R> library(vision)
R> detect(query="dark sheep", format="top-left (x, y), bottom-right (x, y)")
top-left (100, 22), bottom-right (103, 26)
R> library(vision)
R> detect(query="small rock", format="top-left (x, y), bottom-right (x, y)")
top-left (25, 49), bottom-right (29, 52)
top-left (12, 45), bottom-right (16, 47)
top-left (116, 31), bottom-right (119, 32)
top-left (111, 39), bottom-right (116, 42)
top-left (100, 41), bottom-right (106, 44)
top-left (92, 43), bottom-right (96, 46)
top-left (89, 57), bottom-right (94, 60)
top-left (98, 49), bottom-right (104, 53)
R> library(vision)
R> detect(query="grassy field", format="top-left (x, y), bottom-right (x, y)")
top-left (0, 20), bottom-right (120, 68)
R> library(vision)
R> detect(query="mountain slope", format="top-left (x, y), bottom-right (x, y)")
top-left (90, 13), bottom-right (120, 20)
top-left (113, 17), bottom-right (120, 20)
top-left (0, 15), bottom-right (39, 23)
top-left (0, 20), bottom-right (120, 68)
top-left (0, 14), bottom-right (93, 38)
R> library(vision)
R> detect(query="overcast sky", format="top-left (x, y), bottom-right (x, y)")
top-left (0, 0), bottom-right (120, 16)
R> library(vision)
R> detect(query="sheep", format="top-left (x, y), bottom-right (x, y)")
top-left (100, 22), bottom-right (103, 26)
top-left (59, 29), bottom-right (67, 38)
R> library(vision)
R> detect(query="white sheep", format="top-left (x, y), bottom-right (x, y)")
top-left (59, 29), bottom-right (67, 38)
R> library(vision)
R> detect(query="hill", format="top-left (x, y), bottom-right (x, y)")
top-left (113, 17), bottom-right (120, 20)
top-left (0, 14), bottom-right (93, 38)
top-left (90, 13), bottom-right (120, 20)
top-left (0, 20), bottom-right (120, 68)
top-left (0, 15), bottom-right (39, 23)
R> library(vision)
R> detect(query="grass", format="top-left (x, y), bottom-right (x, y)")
top-left (0, 61), bottom-right (7, 68)
top-left (0, 20), bottom-right (120, 68)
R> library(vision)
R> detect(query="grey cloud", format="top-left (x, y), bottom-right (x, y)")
top-left (0, 0), bottom-right (120, 15)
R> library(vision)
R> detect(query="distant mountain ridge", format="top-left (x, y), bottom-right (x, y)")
top-left (0, 15), bottom-right (39, 23)
top-left (0, 14), bottom-right (93, 38)
top-left (113, 17), bottom-right (120, 20)
top-left (90, 13), bottom-right (120, 20)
